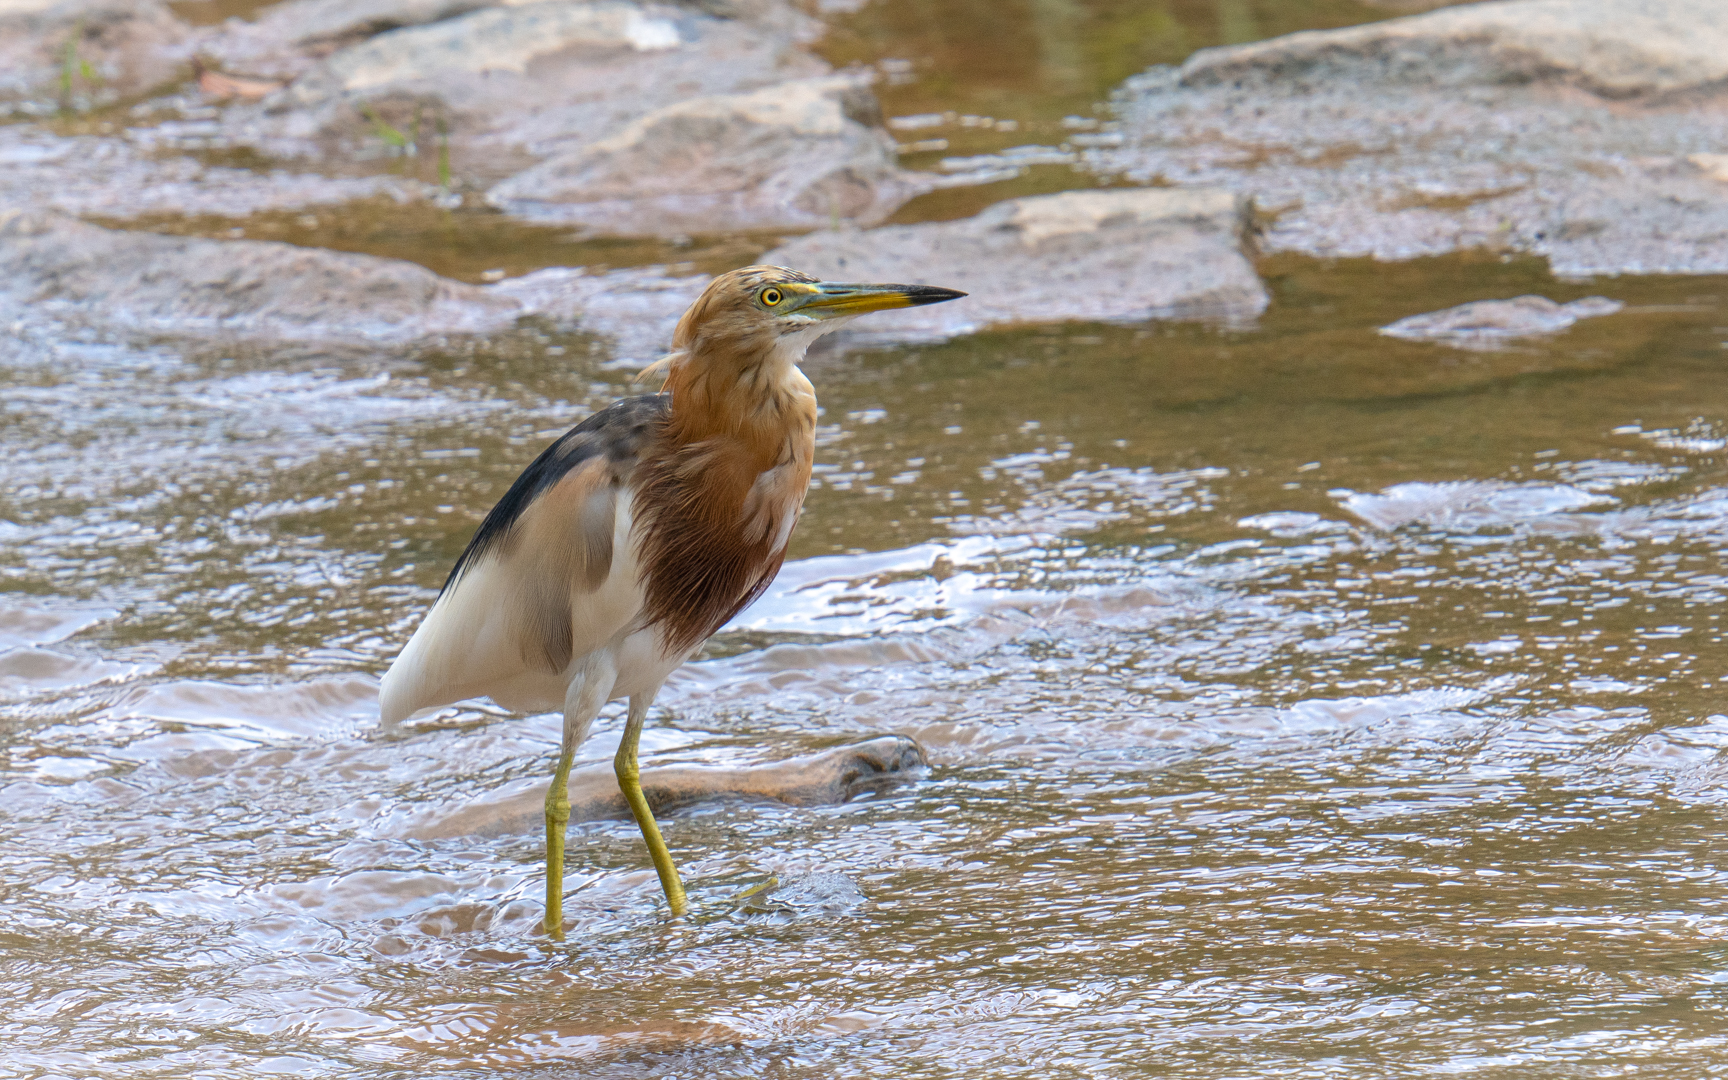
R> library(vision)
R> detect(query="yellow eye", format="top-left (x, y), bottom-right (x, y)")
top-left (761, 287), bottom-right (783, 306)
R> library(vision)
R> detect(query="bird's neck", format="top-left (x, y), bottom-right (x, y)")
top-left (661, 339), bottom-right (817, 467)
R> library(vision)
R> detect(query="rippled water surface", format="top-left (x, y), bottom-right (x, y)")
top-left (8, 4), bottom-right (1728, 1079)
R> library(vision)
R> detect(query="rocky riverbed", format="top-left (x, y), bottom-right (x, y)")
top-left (8, 3), bottom-right (1728, 1075)
top-left (3, 0), bottom-right (1726, 352)
top-left (1089, 0), bottom-right (1728, 277)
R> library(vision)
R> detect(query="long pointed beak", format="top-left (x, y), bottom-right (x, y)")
top-left (799, 281), bottom-right (967, 319)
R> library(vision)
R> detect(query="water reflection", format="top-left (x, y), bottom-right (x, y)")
top-left (821, 0), bottom-right (1404, 223)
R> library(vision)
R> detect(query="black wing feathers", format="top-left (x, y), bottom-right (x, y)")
top-left (440, 394), bottom-right (669, 596)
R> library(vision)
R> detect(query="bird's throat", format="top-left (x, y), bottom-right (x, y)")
top-left (659, 342), bottom-right (818, 470)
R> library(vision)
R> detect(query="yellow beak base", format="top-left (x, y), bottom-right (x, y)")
top-left (795, 281), bottom-right (967, 318)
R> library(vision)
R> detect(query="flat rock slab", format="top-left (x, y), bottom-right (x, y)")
top-left (1380, 294), bottom-right (1624, 349)
top-left (206, 0), bottom-right (509, 84)
top-left (0, 125), bottom-right (431, 220)
top-left (0, 210), bottom-right (518, 341)
top-left (487, 75), bottom-right (925, 235)
top-left (404, 734), bottom-right (927, 839)
top-left (219, 0), bottom-right (833, 189)
top-left (0, 210), bottom-right (710, 356)
top-left (1091, 0), bottom-right (1728, 276)
top-left (1182, 0), bottom-right (1728, 98)
top-left (282, 0), bottom-right (682, 102)
top-left (764, 187), bottom-right (1269, 342)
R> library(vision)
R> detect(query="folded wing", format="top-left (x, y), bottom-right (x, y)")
top-left (379, 395), bottom-right (669, 722)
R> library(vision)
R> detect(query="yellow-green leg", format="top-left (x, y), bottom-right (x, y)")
top-left (543, 660), bottom-right (610, 940)
top-left (542, 740), bottom-right (576, 939)
top-left (616, 694), bottom-right (688, 915)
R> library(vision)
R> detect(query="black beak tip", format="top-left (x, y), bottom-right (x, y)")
top-left (904, 284), bottom-right (968, 307)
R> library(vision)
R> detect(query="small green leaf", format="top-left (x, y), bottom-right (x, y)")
top-left (359, 104), bottom-right (409, 149)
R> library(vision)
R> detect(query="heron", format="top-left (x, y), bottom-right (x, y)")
top-left (379, 266), bottom-right (965, 936)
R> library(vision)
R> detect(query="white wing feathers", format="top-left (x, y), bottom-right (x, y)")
top-left (379, 477), bottom-right (645, 723)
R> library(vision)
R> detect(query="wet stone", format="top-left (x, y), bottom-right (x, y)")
top-left (1091, 0), bottom-right (1728, 276)
top-left (486, 74), bottom-right (928, 235)
top-left (0, 124), bottom-right (432, 220)
top-left (0, 0), bottom-right (195, 116)
top-left (765, 187), bottom-right (1268, 343)
top-left (1178, 0), bottom-right (1728, 98)
top-left (0, 205), bottom-right (725, 356)
top-left (11, 4), bottom-right (1728, 1075)
top-left (1380, 294), bottom-right (1624, 350)
top-left (219, 0), bottom-right (834, 194)
top-left (278, 0), bottom-right (684, 104)
top-left (1, 0), bottom-right (874, 227)
top-left (199, 0), bottom-right (500, 83)
top-left (405, 734), bottom-right (927, 839)
top-left (0, 208), bottom-right (518, 341)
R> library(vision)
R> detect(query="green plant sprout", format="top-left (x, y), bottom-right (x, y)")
top-left (58, 23), bottom-right (99, 113)
top-left (436, 114), bottom-right (452, 190)
top-left (359, 104), bottom-right (414, 155)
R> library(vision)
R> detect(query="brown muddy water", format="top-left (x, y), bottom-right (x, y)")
top-left (7, 3), bottom-right (1728, 1078)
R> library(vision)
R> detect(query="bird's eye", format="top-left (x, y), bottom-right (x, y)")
top-left (761, 287), bottom-right (783, 306)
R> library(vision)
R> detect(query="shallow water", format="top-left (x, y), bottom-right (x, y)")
top-left (8, 4), bottom-right (1728, 1078)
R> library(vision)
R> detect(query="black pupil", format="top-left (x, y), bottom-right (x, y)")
top-left (764, 290), bottom-right (780, 304)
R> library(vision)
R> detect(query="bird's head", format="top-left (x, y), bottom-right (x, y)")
top-left (666, 265), bottom-right (966, 374)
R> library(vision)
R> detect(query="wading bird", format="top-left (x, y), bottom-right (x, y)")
top-left (379, 266), bottom-right (964, 936)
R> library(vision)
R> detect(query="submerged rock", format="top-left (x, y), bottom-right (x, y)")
top-left (1092, 0), bottom-right (1728, 276)
top-left (738, 872), bottom-right (866, 920)
top-left (487, 75), bottom-right (926, 234)
top-left (404, 734), bottom-right (927, 838)
top-left (1340, 479), bottom-right (1616, 533)
top-left (765, 187), bottom-right (1268, 342)
top-left (1380, 295), bottom-right (1624, 349)
top-left (0, 209), bottom-right (518, 341)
